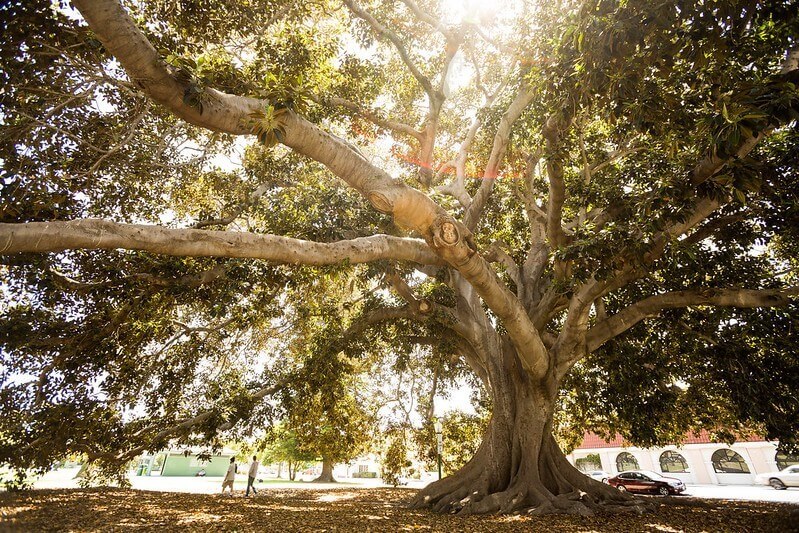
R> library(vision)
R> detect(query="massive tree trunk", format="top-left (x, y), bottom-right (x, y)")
top-left (313, 457), bottom-right (336, 483)
top-left (411, 339), bottom-right (638, 516)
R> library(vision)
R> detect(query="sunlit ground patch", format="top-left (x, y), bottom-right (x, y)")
top-left (644, 525), bottom-right (683, 533)
top-left (316, 491), bottom-right (360, 502)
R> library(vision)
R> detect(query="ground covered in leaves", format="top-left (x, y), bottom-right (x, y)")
top-left (1, 487), bottom-right (797, 532)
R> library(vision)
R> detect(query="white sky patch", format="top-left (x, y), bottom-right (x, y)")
top-left (206, 137), bottom-right (249, 172)
top-left (748, 243), bottom-right (767, 257)
top-left (92, 88), bottom-right (116, 115)
top-left (673, 379), bottom-right (689, 390)
top-left (442, 50), bottom-right (473, 98)
top-left (436, 377), bottom-right (477, 417)
top-left (342, 37), bottom-right (379, 62)
top-left (158, 209), bottom-right (176, 225)
top-left (50, 0), bottom-right (80, 21)
top-left (440, 0), bottom-right (500, 25)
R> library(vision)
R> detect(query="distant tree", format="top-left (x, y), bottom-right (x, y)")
top-left (440, 411), bottom-right (488, 475)
top-left (381, 428), bottom-right (411, 487)
top-left (284, 376), bottom-right (375, 483)
top-left (260, 425), bottom-right (314, 481)
top-left (413, 410), bottom-right (488, 476)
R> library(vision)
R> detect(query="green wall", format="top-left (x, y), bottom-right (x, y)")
top-left (160, 454), bottom-right (233, 476)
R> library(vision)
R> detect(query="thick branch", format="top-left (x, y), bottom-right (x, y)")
top-left (435, 77), bottom-right (509, 206)
top-left (385, 269), bottom-right (434, 315)
top-left (69, 0), bottom-right (446, 242)
top-left (484, 242), bottom-right (522, 293)
top-left (450, 334), bottom-right (490, 389)
top-left (71, 0), bottom-right (549, 379)
top-left (542, 112), bottom-right (572, 253)
top-left (315, 95), bottom-right (424, 141)
top-left (784, 45), bottom-right (799, 73)
top-left (342, 0), bottom-right (435, 97)
top-left (648, 197), bottom-right (723, 259)
top-left (690, 47), bottom-right (798, 187)
top-left (400, 0), bottom-right (452, 39)
top-left (72, 0), bottom-right (259, 134)
top-left (0, 220), bottom-right (443, 266)
top-left (586, 287), bottom-right (799, 352)
top-left (556, 195), bottom-right (726, 346)
top-left (342, 305), bottom-right (420, 342)
top-left (356, 279), bottom-right (491, 384)
top-left (517, 149), bottom-right (548, 279)
top-left (431, 223), bottom-right (549, 378)
top-left (681, 214), bottom-right (745, 246)
top-left (464, 84), bottom-right (536, 230)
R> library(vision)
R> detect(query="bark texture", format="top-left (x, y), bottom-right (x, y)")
top-left (411, 340), bottom-right (644, 516)
top-left (0, 220), bottom-right (442, 267)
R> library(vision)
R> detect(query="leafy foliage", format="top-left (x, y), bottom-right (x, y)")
top-left (381, 427), bottom-right (411, 487)
top-left (259, 424), bottom-right (315, 481)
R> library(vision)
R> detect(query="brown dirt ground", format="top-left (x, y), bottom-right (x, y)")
top-left (1, 487), bottom-right (797, 532)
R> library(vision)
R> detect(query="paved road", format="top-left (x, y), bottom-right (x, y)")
top-left (33, 468), bottom-right (799, 504)
top-left (682, 483), bottom-right (799, 504)
top-left (33, 467), bottom-right (386, 494)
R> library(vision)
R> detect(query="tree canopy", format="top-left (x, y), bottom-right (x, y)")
top-left (1, 0), bottom-right (798, 515)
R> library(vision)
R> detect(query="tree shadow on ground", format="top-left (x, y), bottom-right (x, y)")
top-left (1, 487), bottom-right (796, 532)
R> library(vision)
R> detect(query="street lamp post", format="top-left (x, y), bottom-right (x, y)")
top-left (434, 419), bottom-right (443, 480)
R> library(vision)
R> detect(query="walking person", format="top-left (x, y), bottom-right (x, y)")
top-left (221, 456), bottom-right (236, 496)
top-left (246, 455), bottom-right (259, 496)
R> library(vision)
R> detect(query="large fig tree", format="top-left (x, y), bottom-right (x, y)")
top-left (2, 0), bottom-right (798, 516)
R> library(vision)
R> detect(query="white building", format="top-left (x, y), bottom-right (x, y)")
top-left (567, 431), bottom-right (797, 485)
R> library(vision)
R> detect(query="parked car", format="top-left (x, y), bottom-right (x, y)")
top-left (586, 470), bottom-right (610, 483)
top-left (755, 464), bottom-right (799, 490)
top-left (608, 470), bottom-right (686, 495)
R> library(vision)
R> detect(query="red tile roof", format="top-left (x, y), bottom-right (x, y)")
top-left (575, 430), bottom-right (766, 449)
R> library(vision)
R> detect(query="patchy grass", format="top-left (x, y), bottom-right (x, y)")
top-left (1, 487), bottom-right (797, 532)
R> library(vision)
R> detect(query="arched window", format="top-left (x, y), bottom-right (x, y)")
top-left (616, 452), bottom-right (639, 472)
top-left (776, 452), bottom-right (799, 470)
top-left (711, 449), bottom-right (750, 474)
top-left (659, 450), bottom-right (690, 473)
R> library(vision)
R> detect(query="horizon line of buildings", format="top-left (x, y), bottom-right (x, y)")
top-left (567, 430), bottom-right (796, 485)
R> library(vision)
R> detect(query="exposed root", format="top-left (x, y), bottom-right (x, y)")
top-left (601, 502), bottom-right (655, 515)
top-left (554, 498), bottom-right (594, 517)
top-left (412, 462), bottom-right (653, 517)
top-left (409, 455), bottom-right (486, 510)
top-left (311, 475), bottom-right (336, 483)
top-left (451, 477), bottom-right (597, 517)
top-left (409, 373), bottom-right (656, 518)
top-left (432, 486), bottom-right (470, 513)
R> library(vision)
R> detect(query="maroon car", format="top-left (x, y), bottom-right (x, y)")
top-left (608, 470), bottom-right (686, 495)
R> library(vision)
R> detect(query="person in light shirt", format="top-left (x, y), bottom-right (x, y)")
top-left (246, 455), bottom-right (260, 496)
top-left (221, 457), bottom-right (236, 496)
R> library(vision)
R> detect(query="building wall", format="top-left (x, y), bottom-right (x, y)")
top-left (569, 441), bottom-right (782, 485)
top-left (160, 453), bottom-right (232, 477)
top-left (684, 449), bottom-right (710, 484)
